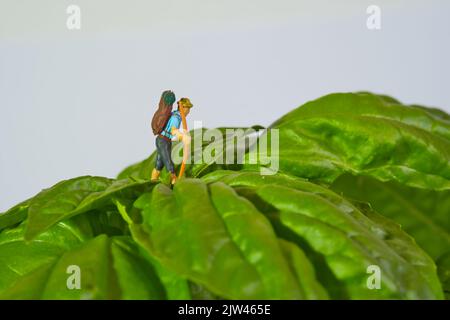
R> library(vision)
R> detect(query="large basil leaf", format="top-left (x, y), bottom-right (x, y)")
top-left (121, 218), bottom-right (192, 300)
top-left (0, 218), bottom-right (167, 299)
top-left (209, 182), bottom-right (327, 299)
top-left (21, 176), bottom-right (153, 240)
top-left (246, 92), bottom-right (450, 190)
top-left (0, 199), bottom-right (31, 231)
top-left (186, 126), bottom-right (263, 178)
top-left (117, 126), bottom-right (263, 182)
top-left (0, 218), bottom-right (93, 293)
top-left (277, 238), bottom-right (329, 299)
top-left (202, 170), bottom-right (444, 299)
top-left (331, 173), bottom-right (450, 261)
top-left (131, 179), bottom-right (325, 299)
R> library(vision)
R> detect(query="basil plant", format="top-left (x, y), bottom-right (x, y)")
top-left (1, 92), bottom-right (448, 300)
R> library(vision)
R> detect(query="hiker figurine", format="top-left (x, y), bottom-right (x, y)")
top-left (151, 90), bottom-right (193, 184)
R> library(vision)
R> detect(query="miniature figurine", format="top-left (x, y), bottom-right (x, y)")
top-left (151, 90), bottom-right (193, 184)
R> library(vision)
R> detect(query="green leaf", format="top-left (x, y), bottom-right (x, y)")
top-left (24, 176), bottom-right (153, 240)
top-left (128, 222), bottom-right (192, 300)
top-left (137, 180), bottom-right (265, 299)
top-left (0, 262), bottom-right (56, 299)
top-left (188, 281), bottom-right (222, 300)
top-left (0, 199), bottom-right (31, 232)
top-left (134, 179), bottom-right (328, 299)
top-left (278, 239), bottom-right (329, 299)
top-left (117, 126), bottom-right (263, 181)
top-left (260, 185), bottom-right (442, 299)
top-left (331, 173), bottom-right (450, 261)
top-left (39, 234), bottom-right (122, 299)
top-left (202, 170), bottom-right (444, 299)
top-left (355, 201), bottom-right (444, 298)
top-left (0, 218), bottom-right (94, 294)
top-left (109, 237), bottom-right (167, 300)
top-left (410, 104), bottom-right (450, 122)
top-left (187, 127), bottom-right (262, 178)
top-left (40, 235), bottom-right (165, 300)
top-left (209, 182), bottom-right (325, 299)
top-left (0, 219), bottom-right (167, 299)
top-left (248, 92), bottom-right (450, 190)
top-left (114, 197), bottom-right (193, 300)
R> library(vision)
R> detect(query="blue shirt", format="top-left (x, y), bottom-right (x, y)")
top-left (161, 110), bottom-right (182, 139)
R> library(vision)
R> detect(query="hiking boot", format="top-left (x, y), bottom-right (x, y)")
top-left (170, 173), bottom-right (177, 185)
top-left (151, 169), bottom-right (160, 181)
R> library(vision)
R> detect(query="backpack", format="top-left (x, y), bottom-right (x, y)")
top-left (151, 90), bottom-right (176, 135)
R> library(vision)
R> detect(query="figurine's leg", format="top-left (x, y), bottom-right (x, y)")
top-left (152, 138), bottom-right (164, 181)
top-left (159, 138), bottom-right (177, 184)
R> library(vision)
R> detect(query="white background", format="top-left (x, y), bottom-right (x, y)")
top-left (1, 0), bottom-right (449, 211)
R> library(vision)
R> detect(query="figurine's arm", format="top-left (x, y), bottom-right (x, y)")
top-left (171, 127), bottom-right (191, 144)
